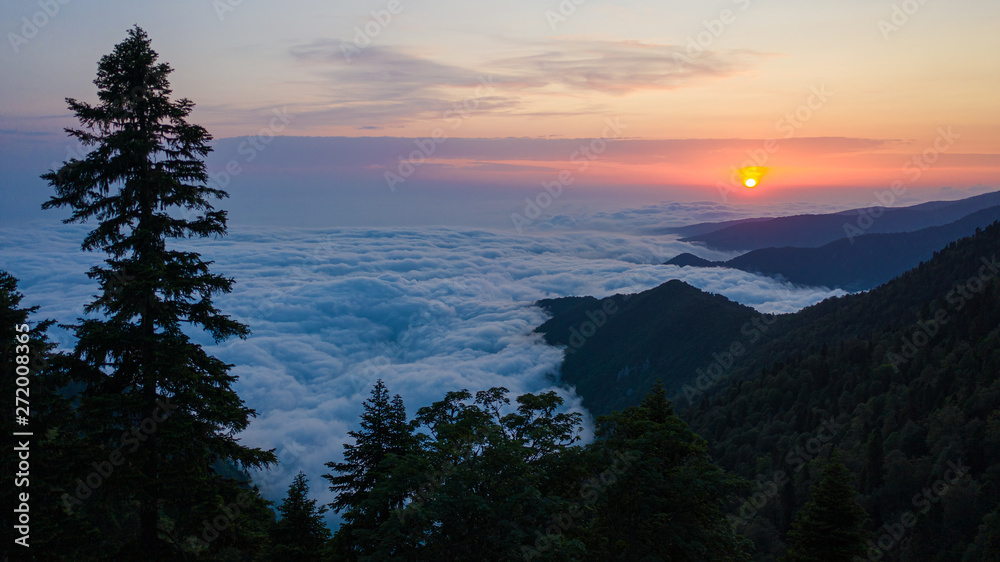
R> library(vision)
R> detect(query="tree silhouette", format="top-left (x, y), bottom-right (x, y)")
top-left (584, 380), bottom-right (751, 561)
top-left (41, 26), bottom-right (274, 559)
top-left (0, 272), bottom-right (102, 556)
top-left (323, 379), bottom-right (413, 558)
top-left (271, 472), bottom-right (330, 561)
top-left (782, 452), bottom-right (869, 562)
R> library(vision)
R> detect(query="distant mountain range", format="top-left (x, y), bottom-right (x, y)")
top-left (671, 190), bottom-right (1000, 252)
top-left (666, 204), bottom-right (1000, 291)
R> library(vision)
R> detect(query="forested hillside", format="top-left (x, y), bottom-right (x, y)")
top-left (684, 221), bottom-right (1000, 560)
top-left (541, 221), bottom-right (1000, 560)
top-left (535, 280), bottom-right (760, 415)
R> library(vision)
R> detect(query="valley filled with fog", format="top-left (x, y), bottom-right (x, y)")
top-left (1, 206), bottom-right (848, 516)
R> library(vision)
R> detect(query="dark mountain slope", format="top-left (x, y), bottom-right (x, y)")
top-left (683, 221), bottom-right (1000, 561)
top-left (662, 216), bottom-right (773, 237)
top-left (664, 252), bottom-right (720, 268)
top-left (748, 218), bottom-right (1000, 367)
top-left (542, 218), bottom-right (1000, 421)
top-left (539, 221), bottom-right (1000, 560)
top-left (602, 219), bottom-right (999, 418)
top-left (535, 279), bottom-right (759, 416)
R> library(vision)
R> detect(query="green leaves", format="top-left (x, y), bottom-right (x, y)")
top-left (326, 380), bottom-right (749, 561)
top-left (583, 380), bottom-right (750, 562)
top-left (323, 380), bottom-right (414, 559)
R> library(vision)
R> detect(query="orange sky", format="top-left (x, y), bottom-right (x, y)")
top-left (2, 0), bottom-right (998, 198)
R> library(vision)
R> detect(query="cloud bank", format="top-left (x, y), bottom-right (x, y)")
top-left (1, 221), bottom-right (845, 525)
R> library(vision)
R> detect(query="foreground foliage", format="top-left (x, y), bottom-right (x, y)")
top-left (322, 380), bottom-right (750, 561)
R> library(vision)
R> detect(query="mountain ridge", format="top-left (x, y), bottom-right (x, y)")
top-left (666, 204), bottom-right (1000, 291)
top-left (676, 190), bottom-right (1000, 251)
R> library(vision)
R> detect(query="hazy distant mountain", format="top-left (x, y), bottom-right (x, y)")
top-left (677, 190), bottom-right (1000, 251)
top-left (661, 216), bottom-right (772, 237)
top-left (667, 205), bottom-right (1000, 291)
top-left (664, 253), bottom-right (719, 268)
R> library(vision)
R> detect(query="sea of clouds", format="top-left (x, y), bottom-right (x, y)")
top-left (0, 202), bottom-right (848, 523)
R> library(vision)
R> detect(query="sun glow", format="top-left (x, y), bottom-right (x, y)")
top-left (738, 166), bottom-right (768, 189)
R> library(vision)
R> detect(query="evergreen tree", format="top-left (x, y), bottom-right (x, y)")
top-left (782, 452), bottom-right (869, 562)
top-left (41, 26), bottom-right (274, 559)
top-left (271, 472), bottom-right (330, 561)
top-left (323, 379), bottom-right (413, 558)
top-left (583, 380), bottom-right (751, 561)
top-left (0, 271), bottom-right (101, 559)
top-left (861, 430), bottom-right (884, 494)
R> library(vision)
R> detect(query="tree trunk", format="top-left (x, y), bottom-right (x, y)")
top-left (140, 308), bottom-right (159, 559)
top-left (139, 156), bottom-right (160, 559)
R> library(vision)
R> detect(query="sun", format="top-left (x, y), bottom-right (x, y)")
top-left (737, 166), bottom-right (768, 189)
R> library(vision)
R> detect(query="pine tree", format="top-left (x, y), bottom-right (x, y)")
top-left (0, 271), bottom-right (101, 558)
top-left (271, 472), bottom-right (330, 561)
top-left (861, 430), bottom-right (884, 494)
top-left (323, 379), bottom-right (413, 557)
top-left (584, 380), bottom-right (751, 561)
top-left (782, 452), bottom-right (870, 562)
top-left (41, 26), bottom-right (274, 559)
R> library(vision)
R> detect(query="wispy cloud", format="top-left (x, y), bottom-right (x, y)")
top-left (287, 42), bottom-right (520, 125)
top-left (489, 40), bottom-right (769, 95)
top-left (282, 38), bottom-right (771, 127)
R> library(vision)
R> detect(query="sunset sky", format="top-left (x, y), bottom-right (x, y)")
top-left (2, 0), bottom-right (999, 222)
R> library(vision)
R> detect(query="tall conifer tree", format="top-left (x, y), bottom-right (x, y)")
top-left (782, 452), bottom-right (870, 562)
top-left (584, 380), bottom-right (751, 561)
top-left (271, 472), bottom-right (330, 561)
top-left (323, 379), bottom-right (413, 558)
top-left (41, 26), bottom-right (274, 559)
